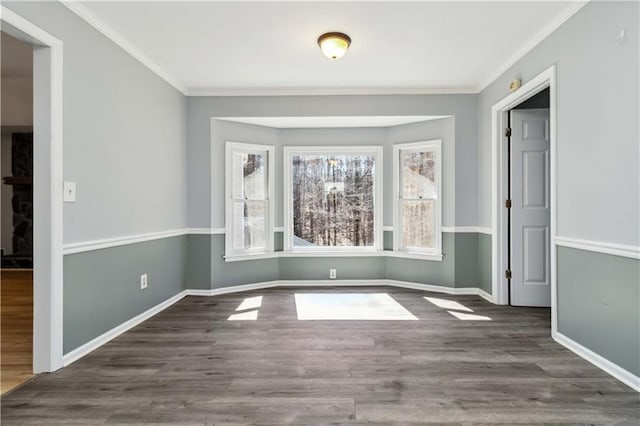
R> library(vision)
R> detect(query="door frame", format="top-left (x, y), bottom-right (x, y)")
top-left (491, 65), bottom-right (557, 331)
top-left (1, 6), bottom-right (64, 373)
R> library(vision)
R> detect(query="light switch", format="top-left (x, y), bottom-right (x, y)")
top-left (64, 181), bottom-right (77, 202)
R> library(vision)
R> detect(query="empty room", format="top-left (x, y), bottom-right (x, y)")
top-left (0, 0), bottom-right (638, 424)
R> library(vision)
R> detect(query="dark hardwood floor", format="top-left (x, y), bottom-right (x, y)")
top-left (1, 286), bottom-right (638, 424)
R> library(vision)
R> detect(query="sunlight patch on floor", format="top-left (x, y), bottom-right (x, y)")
top-left (295, 293), bottom-right (418, 321)
top-left (228, 309), bottom-right (259, 321)
top-left (228, 296), bottom-right (263, 321)
top-left (424, 295), bottom-right (492, 321)
top-left (236, 296), bottom-right (263, 311)
top-left (424, 296), bottom-right (473, 312)
top-left (447, 310), bottom-right (492, 321)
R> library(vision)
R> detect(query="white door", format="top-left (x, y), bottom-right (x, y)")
top-left (510, 109), bottom-right (551, 307)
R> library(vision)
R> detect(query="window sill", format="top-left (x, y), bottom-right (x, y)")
top-left (279, 250), bottom-right (386, 258)
top-left (385, 251), bottom-right (443, 262)
top-left (223, 252), bottom-right (279, 263)
top-left (224, 250), bottom-right (443, 262)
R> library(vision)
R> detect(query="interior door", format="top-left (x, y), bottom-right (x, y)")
top-left (510, 109), bottom-right (551, 307)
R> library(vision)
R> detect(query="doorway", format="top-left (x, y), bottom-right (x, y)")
top-left (1, 6), bottom-right (65, 377)
top-left (507, 88), bottom-right (551, 307)
top-left (1, 30), bottom-right (35, 393)
top-left (491, 65), bottom-right (558, 333)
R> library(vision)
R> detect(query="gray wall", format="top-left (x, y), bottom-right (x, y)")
top-left (4, 2), bottom-right (188, 354)
top-left (476, 234), bottom-right (492, 294)
top-left (188, 232), bottom-right (486, 290)
top-left (5, 1), bottom-right (188, 244)
top-left (64, 236), bottom-right (186, 353)
top-left (557, 247), bottom-right (639, 376)
top-left (477, 1), bottom-right (639, 378)
top-left (477, 1), bottom-right (639, 246)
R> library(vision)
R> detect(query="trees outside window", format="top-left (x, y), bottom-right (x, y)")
top-left (284, 146), bottom-right (383, 251)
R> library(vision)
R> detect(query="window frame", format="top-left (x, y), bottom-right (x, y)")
top-left (393, 139), bottom-right (443, 261)
top-left (225, 141), bottom-right (275, 260)
top-left (283, 145), bottom-right (384, 253)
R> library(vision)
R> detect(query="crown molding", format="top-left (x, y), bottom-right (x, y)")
top-left (476, 1), bottom-right (589, 92)
top-left (60, 0), bottom-right (186, 94)
top-left (185, 87), bottom-right (478, 97)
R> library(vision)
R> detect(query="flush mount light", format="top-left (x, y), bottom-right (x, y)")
top-left (317, 32), bottom-right (351, 60)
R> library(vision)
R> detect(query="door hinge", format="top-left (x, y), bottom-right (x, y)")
top-left (505, 269), bottom-right (512, 280)
top-left (505, 127), bottom-right (512, 138)
top-left (505, 199), bottom-right (512, 208)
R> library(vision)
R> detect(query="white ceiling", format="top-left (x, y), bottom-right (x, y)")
top-left (70, 1), bottom-right (586, 95)
top-left (217, 115), bottom-right (450, 128)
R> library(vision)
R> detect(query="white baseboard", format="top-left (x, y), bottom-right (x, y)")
top-left (186, 281), bottom-right (281, 296)
top-left (184, 279), bottom-right (493, 303)
top-left (385, 279), bottom-right (494, 303)
top-left (553, 331), bottom-right (640, 393)
top-left (62, 290), bottom-right (188, 367)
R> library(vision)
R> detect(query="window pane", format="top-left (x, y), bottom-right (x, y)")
top-left (401, 199), bottom-right (434, 249)
top-left (232, 152), bottom-right (266, 200)
top-left (402, 151), bottom-right (435, 199)
top-left (232, 200), bottom-right (266, 250)
top-left (292, 154), bottom-right (375, 247)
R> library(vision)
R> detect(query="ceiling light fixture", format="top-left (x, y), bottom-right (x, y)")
top-left (317, 32), bottom-right (351, 60)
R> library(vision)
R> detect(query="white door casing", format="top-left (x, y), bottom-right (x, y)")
top-left (1, 6), bottom-right (64, 372)
top-left (510, 109), bottom-right (551, 307)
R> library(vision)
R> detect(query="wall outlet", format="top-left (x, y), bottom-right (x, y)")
top-left (329, 269), bottom-right (337, 279)
top-left (140, 274), bottom-right (148, 289)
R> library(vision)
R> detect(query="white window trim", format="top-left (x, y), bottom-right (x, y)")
top-left (225, 141), bottom-right (275, 260)
top-left (283, 145), bottom-right (384, 253)
top-left (393, 139), bottom-right (443, 261)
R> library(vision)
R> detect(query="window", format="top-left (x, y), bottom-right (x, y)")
top-left (393, 140), bottom-right (442, 259)
top-left (225, 142), bottom-right (274, 258)
top-left (284, 146), bottom-right (383, 252)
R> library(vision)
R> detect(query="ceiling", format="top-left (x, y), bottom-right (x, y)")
top-left (70, 1), bottom-right (586, 95)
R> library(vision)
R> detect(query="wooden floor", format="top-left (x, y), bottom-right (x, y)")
top-left (1, 286), bottom-right (638, 424)
top-left (1, 270), bottom-right (33, 395)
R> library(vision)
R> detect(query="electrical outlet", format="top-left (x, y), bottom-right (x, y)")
top-left (329, 269), bottom-right (337, 279)
top-left (140, 274), bottom-right (148, 289)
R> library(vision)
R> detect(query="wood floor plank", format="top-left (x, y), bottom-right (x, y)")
top-left (1, 286), bottom-right (638, 424)
top-left (1, 270), bottom-right (34, 394)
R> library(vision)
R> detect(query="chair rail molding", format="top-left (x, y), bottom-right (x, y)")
top-left (555, 236), bottom-right (640, 260)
